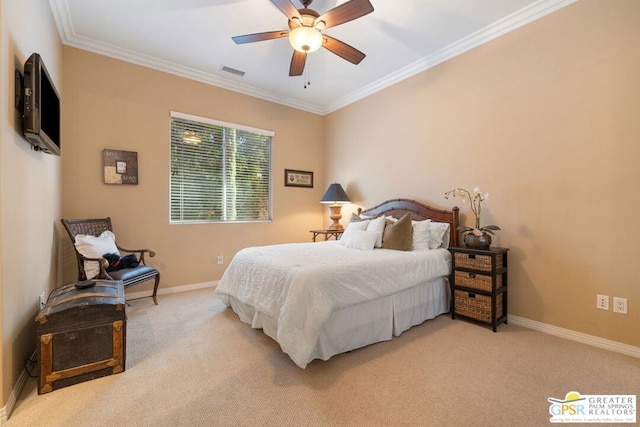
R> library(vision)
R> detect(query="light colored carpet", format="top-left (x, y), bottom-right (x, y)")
top-left (6, 288), bottom-right (639, 427)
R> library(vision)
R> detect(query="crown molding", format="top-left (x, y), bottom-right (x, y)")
top-left (47, 1), bottom-right (325, 114)
top-left (323, 0), bottom-right (578, 114)
top-left (49, 0), bottom-right (577, 116)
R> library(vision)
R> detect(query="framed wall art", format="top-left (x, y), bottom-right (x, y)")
top-left (103, 149), bottom-right (138, 185)
top-left (284, 169), bottom-right (313, 188)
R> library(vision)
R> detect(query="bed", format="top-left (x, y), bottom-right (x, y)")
top-left (215, 199), bottom-right (459, 368)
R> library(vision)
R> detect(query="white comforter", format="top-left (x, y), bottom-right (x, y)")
top-left (215, 241), bottom-right (451, 368)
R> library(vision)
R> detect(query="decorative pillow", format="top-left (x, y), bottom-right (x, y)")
top-left (366, 216), bottom-right (386, 248)
top-left (382, 213), bottom-right (413, 251)
top-left (428, 222), bottom-right (451, 249)
top-left (104, 253), bottom-right (139, 272)
top-left (412, 219), bottom-right (432, 250)
top-left (340, 229), bottom-right (378, 250)
top-left (74, 230), bottom-right (120, 279)
top-left (339, 220), bottom-right (369, 246)
top-left (439, 224), bottom-right (451, 249)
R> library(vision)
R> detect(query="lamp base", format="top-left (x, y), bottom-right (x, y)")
top-left (326, 222), bottom-right (344, 231)
top-left (327, 205), bottom-right (344, 231)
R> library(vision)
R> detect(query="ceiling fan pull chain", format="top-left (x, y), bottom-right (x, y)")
top-left (232, 0), bottom-right (373, 78)
top-left (304, 57), bottom-right (311, 89)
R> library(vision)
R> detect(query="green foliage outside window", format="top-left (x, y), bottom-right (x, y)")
top-left (170, 113), bottom-right (272, 223)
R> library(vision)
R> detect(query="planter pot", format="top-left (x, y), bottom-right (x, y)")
top-left (464, 234), bottom-right (492, 249)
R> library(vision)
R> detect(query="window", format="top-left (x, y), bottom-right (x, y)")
top-left (170, 111), bottom-right (273, 223)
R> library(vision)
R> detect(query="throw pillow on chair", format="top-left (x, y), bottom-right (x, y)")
top-left (103, 253), bottom-right (139, 272)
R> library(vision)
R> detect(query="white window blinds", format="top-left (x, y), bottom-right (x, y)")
top-left (170, 112), bottom-right (273, 223)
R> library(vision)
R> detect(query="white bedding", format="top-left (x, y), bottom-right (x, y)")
top-left (215, 241), bottom-right (451, 368)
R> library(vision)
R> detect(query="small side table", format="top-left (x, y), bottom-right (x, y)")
top-left (310, 229), bottom-right (343, 242)
top-left (450, 246), bottom-right (509, 332)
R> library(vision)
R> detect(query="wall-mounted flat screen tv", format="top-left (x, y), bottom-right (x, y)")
top-left (22, 53), bottom-right (61, 156)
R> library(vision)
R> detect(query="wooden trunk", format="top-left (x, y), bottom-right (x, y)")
top-left (35, 280), bottom-right (126, 394)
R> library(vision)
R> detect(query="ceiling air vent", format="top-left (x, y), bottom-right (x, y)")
top-left (220, 66), bottom-right (245, 77)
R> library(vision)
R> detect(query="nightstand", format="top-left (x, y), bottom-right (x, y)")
top-left (450, 246), bottom-right (509, 332)
top-left (310, 229), bottom-right (343, 242)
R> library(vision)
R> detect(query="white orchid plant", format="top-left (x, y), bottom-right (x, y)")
top-left (444, 187), bottom-right (501, 237)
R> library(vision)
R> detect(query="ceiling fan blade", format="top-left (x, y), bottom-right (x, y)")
top-left (322, 35), bottom-right (365, 65)
top-left (232, 30), bottom-right (289, 44)
top-left (315, 0), bottom-right (374, 29)
top-left (270, 0), bottom-right (301, 21)
top-left (289, 50), bottom-right (307, 76)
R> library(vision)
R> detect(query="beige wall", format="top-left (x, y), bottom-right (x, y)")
top-left (0, 0), bottom-right (63, 409)
top-left (325, 0), bottom-right (640, 347)
top-left (2, 0), bottom-right (638, 412)
top-left (61, 48), bottom-right (325, 290)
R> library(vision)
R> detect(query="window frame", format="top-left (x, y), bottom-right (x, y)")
top-left (169, 111), bottom-right (274, 224)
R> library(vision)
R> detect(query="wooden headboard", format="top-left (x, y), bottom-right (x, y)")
top-left (357, 198), bottom-right (460, 248)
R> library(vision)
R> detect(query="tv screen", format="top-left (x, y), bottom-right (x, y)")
top-left (22, 53), bottom-right (61, 156)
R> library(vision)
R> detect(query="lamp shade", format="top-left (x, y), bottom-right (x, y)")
top-left (320, 183), bottom-right (350, 204)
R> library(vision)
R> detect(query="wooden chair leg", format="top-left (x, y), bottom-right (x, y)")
top-left (152, 274), bottom-right (160, 305)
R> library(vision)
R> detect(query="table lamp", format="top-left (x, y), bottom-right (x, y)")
top-left (320, 183), bottom-right (350, 231)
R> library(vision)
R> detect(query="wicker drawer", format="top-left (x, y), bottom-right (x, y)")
top-left (454, 289), bottom-right (503, 323)
top-left (454, 252), bottom-right (503, 272)
top-left (454, 270), bottom-right (502, 292)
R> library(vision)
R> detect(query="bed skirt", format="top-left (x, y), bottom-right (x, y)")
top-left (226, 277), bottom-right (450, 367)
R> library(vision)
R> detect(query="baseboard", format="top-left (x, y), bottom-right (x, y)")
top-left (1, 283), bottom-right (218, 424)
top-left (8, 288), bottom-right (632, 423)
top-left (125, 280), bottom-right (217, 301)
top-left (0, 350), bottom-right (35, 425)
top-left (509, 315), bottom-right (640, 359)
top-left (127, 285), bottom-right (640, 359)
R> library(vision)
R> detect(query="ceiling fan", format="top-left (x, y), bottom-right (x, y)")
top-left (232, 0), bottom-right (374, 77)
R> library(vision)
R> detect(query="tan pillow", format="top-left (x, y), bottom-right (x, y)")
top-left (382, 213), bottom-right (413, 251)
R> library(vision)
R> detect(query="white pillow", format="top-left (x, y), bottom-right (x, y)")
top-left (428, 222), bottom-right (451, 249)
top-left (339, 220), bottom-right (369, 246)
top-left (366, 216), bottom-right (386, 248)
top-left (74, 230), bottom-right (120, 279)
top-left (340, 229), bottom-right (378, 250)
top-left (412, 219), bottom-right (432, 250)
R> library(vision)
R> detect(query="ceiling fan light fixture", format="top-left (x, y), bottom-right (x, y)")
top-left (232, 0), bottom-right (373, 76)
top-left (289, 26), bottom-right (322, 53)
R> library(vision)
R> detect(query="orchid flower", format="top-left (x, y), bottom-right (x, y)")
top-left (444, 186), bottom-right (501, 236)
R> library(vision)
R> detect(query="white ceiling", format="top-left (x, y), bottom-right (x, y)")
top-left (48, 0), bottom-right (576, 115)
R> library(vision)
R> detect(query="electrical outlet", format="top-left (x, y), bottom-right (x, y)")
top-left (613, 297), bottom-right (628, 314)
top-left (217, 255), bottom-right (223, 265)
top-left (39, 291), bottom-right (46, 310)
top-left (596, 294), bottom-right (609, 310)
